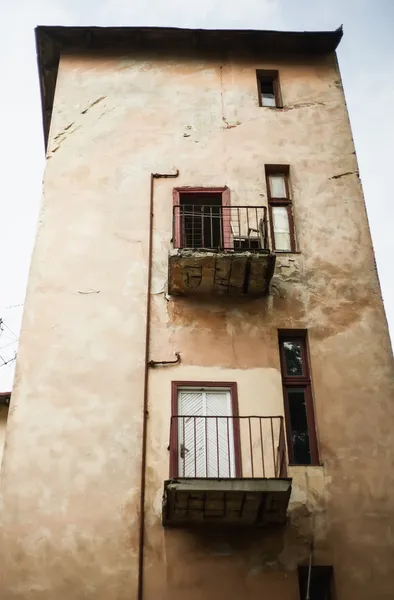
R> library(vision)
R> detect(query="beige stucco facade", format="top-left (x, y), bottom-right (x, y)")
top-left (0, 27), bottom-right (393, 600)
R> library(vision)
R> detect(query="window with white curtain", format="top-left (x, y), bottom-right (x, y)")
top-left (265, 168), bottom-right (296, 252)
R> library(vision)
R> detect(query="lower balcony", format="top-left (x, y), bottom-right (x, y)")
top-left (163, 415), bottom-right (291, 527)
top-left (168, 205), bottom-right (276, 296)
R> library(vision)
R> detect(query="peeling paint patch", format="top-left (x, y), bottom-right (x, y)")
top-left (329, 171), bottom-right (358, 180)
top-left (48, 124), bottom-right (81, 155)
top-left (282, 101), bottom-right (325, 111)
top-left (53, 122), bottom-right (74, 140)
top-left (77, 289), bottom-right (101, 295)
top-left (222, 118), bottom-right (242, 130)
top-left (81, 96), bottom-right (106, 115)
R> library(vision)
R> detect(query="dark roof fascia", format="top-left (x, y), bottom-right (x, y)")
top-left (35, 25), bottom-right (343, 149)
top-left (0, 392), bottom-right (11, 406)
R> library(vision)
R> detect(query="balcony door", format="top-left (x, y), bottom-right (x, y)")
top-left (173, 187), bottom-right (231, 250)
top-left (173, 384), bottom-right (241, 478)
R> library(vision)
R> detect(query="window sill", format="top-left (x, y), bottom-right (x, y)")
top-left (274, 250), bottom-right (301, 255)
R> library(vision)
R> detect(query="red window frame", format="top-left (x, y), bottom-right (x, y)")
top-left (172, 187), bottom-right (231, 249)
top-left (265, 165), bottom-right (296, 252)
top-left (170, 381), bottom-right (242, 478)
top-left (278, 331), bottom-right (319, 466)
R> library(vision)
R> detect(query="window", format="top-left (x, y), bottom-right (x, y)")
top-left (279, 332), bottom-right (319, 465)
top-left (266, 166), bottom-right (296, 252)
top-left (233, 238), bottom-right (261, 250)
top-left (257, 70), bottom-right (282, 108)
top-left (170, 382), bottom-right (242, 478)
top-left (172, 187), bottom-right (231, 250)
top-left (298, 566), bottom-right (333, 600)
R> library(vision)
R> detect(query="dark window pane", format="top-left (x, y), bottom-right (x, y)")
top-left (179, 193), bottom-right (223, 249)
top-left (287, 388), bottom-right (311, 464)
top-left (298, 566), bottom-right (333, 600)
top-left (283, 340), bottom-right (303, 376)
top-left (260, 80), bottom-right (276, 106)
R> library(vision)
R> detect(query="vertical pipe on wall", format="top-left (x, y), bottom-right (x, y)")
top-left (138, 169), bottom-right (179, 600)
top-left (305, 541), bottom-right (313, 600)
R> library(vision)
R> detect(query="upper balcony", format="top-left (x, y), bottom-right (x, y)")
top-left (163, 415), bottom-right (291, 527)
top-left (168, 204), bottom-right (276, 297)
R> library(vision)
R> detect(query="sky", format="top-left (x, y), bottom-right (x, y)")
top-left (0, 0), bottom-right (393, 390)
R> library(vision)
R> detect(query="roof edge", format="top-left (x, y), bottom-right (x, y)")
top-left (35, 25), bottom-right (343, 149)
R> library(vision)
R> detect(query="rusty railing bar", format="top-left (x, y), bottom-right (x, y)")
top-left (219, 205), bottom-right (224, 249)
top-left (227, 417), bottom-right (231, 477)
top-left (279, 417), bottom-right (287, 477)
top-left (264, 207), bottom-right (268, 249)
top-left (182, 416), bottom-right (185, 477)
top-left (270, 417), bottom-right (276, 476)
top-left (248, 417), bottom-right (254, 478)
top-left (173, 206), bottom-right (176, 246)
top-left (277, 419), bottom-right (282, 478)
top-left (255, 207), bottom-right (258, 248)
top-left (205, 416), bottom-right (208, 478)
top-left (216, 417), bottom-right (220, 477)
top-left (181, 207), bottom-right (186, 248)
top-left (169, 415), bottom-right (173, 450)
top-left (237, 207), bottom-right (241, 248)
top-left (194, 417), bottom-right (197, 477)
top-left (172, 414), bottom-right (284, 419)
top-left (211, 206), bottom-right (214, 248)
top-left (259, 417), bottom-right (265, 478)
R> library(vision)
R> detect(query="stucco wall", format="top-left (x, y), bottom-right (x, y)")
top-left (0, 46), bottom-right (393, 600)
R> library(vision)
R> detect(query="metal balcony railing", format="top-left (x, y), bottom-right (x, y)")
top-left (169, 415), bottom-right (287, 479)
top-left (173, 205), bottom-right (269, 251)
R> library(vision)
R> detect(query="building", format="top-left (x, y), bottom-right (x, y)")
top-left (0, 25), bottom-right (393, 600)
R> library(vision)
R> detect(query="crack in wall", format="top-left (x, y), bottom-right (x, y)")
top-left (81, 96), bottom-right (106, 115)
top-left (49, 96), bottom-right (107, 155)
top-left (329, 171), bottom-right (358, 180)
top-left (219, 65), bottom-right (242, 130)
top-left (49, 125), bottom-right (81, 154)
top-left (53, 122), bottom-right (75, 140)
top-left (282, 101), bottom-right (326, 111)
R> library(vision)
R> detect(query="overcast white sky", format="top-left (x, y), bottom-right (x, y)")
top-left (0, 0), bottom-right (393, 390)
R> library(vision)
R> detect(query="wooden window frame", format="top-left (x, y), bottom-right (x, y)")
top-left (256, 69), bottom-right (283, 108)
top-left (172, 187), bottom-right (231, 249)
top-left (278, 331), bottom-right (320, 466)
top-left (265, 165), bottom-right (296, 253)
top-left (170, 381), bottom-right (242, 478)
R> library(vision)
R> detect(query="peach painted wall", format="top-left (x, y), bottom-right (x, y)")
top-left (0, 46), bottom-right (393, 600)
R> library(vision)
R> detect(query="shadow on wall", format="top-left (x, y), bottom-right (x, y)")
top-left (156, 524), bottom-right (302, 599)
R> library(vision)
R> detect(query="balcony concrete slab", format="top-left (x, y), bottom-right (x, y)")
top-left (168, 250), bottom-right (276, 296)
top-left (163, 477), bottom-right (292, 527)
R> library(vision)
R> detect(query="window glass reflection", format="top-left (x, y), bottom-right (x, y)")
top-left (283, 340), bottom-right (303, 376)
top-left (287, 388), bottom-right (311, 465)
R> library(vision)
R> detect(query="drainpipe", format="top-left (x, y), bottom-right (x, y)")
top-left (305, 541), bottom-right (314, 600)
top-left (137, 169), bottom-right (179, 600)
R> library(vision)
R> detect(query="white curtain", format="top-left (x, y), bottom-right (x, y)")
top-left (272, 206), bottom-right (291, 251)
top-left (269, 174), bottom-right (287, 198)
